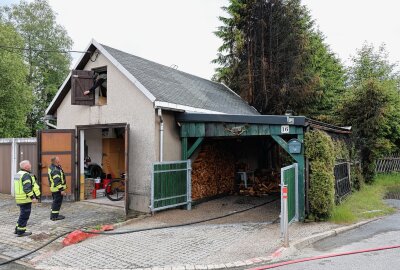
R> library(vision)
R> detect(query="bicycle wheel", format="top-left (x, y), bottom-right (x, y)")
top-left (105, 179), bottom-right (125, 201)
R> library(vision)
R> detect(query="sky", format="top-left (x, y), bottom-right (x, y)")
top-left (2, 0), bottom-right (400, 80)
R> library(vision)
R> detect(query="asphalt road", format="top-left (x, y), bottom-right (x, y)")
top-left (248, 200), bottom-right (400, 270)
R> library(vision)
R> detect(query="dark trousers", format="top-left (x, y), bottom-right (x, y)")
top-left (51, 191), bottom-right (63, 218)
top-left (16, 203), bottom-right (32, 234)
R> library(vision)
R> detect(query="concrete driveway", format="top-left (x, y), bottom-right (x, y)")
top-left (31, 195), bottom-right (341, 270)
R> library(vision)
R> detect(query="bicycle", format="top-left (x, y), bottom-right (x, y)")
top-left (105, 173), bottom-right (125, 201)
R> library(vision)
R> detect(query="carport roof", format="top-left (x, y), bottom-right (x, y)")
top-left (176, 113), bottom-right (351, 134)
top-left (176, 113), bottom-right (306, 126)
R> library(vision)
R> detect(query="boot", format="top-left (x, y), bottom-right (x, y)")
top-left (17, 231), bottom-right (32, 237)
top-left (51, 214), bottom-right (65, 221)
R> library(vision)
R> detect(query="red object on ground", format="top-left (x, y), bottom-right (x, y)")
top-left (91, 189), bottom-right (96, 199)
top-left (63, 230), bottom-right (96, 246)
top-left (63, 225), bottom-right (115, 246)
top-left (101, 225), bottom-right (114, 231)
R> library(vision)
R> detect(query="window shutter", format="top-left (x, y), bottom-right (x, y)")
top-left (71, 70), bottom-right (95, 105)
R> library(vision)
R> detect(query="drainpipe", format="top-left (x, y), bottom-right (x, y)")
top-left (158, 108), bottom-right (164, 162)
top-left (45, 120), bottom-right (57, 129)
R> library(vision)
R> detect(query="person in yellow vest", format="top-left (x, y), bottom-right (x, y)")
top-left (14, 160), bottom-right (41, 237)
top-left (48, 156), bottom-right (67, 221)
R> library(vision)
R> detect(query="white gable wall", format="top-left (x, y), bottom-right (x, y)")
top-left (56, 50), bottom-right (156, 212)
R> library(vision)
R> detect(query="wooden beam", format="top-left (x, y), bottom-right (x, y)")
top-left (182, 137), bottom-right (188, 160)
top-left (187, 137), bottom-right (204, 158)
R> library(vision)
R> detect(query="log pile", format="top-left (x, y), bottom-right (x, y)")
top-left (239, 170), bottom-right (280, 196)
top-left (239, 177), bottom-right (280, 197)
top-left (192, 142), bottom-right (235, 200)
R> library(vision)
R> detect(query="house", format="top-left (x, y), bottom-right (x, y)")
top-left (42, 39), bottom-right (351, 221)
top-left (43, 39), bottom-right (259, 214)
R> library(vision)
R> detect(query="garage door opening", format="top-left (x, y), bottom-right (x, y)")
top-left (77, 124), bottom-right (129, 214)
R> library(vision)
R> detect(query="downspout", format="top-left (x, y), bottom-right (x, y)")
top-left (45, 120), bottom-right (57, 129)
top-left (158, 108), bottom-right (164, 162)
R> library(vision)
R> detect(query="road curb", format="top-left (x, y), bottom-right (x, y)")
top-left (112, 213), bottom-right (151, 229)
top-left (292, 217), bottom-right (381, 250)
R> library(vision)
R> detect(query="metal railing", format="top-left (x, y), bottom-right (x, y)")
top-left (334, 162), bottom-right (351, 203)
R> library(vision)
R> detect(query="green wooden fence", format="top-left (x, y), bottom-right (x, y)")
top-left (151, 160), bottom-right (192, 213)
top-left (281, 163), bottom-right (298, 233)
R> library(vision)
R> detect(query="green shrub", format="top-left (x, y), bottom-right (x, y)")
top-left (309, 161), bottom-right (335, 219)
top-left (305, 130), bottom-right (335, 167)
top-left (350, 165), bottom-right (364, 191)
top-left (333, 140), bottom-right (350, 161)
top-left (305, 130), bottom-right (336, 219)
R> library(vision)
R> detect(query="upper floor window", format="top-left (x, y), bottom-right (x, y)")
top-left (71, 67), bottom-right (107, 106)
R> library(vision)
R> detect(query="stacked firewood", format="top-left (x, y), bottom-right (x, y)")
top-left (191, 142), bottom-right (235, 200)
top-left (239, 171), bottom-right (280, 196)
top-left (240, 177), bottom-right (280, 196)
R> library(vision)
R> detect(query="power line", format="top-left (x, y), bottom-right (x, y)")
top-left (0, 44), bottom-right (91, 54)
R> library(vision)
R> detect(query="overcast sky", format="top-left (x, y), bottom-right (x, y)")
top-left (3, 0), bottom-right (400, 80)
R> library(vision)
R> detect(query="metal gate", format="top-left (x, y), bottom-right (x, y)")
top-left (0, 138), bottom-right (37, 195)
top-left (334, 162), bottom-right (351, 203)
top-left (0, 143), bottom-right (12, 194)
top-left (281, 163), bottom-right (298, 232)
top-left (150, 160), bottom-right (191, 213)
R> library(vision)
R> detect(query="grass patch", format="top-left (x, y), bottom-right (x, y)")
top-left (329, 173), bottom-right (400, 224)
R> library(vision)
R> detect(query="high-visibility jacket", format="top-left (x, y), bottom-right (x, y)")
top-left (48, 164), bottom-right (67, 193)
top-left (14, 170), bottom-right (41, 204)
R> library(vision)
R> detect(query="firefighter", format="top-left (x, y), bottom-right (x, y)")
top-left (14, 160), bottom-right (41, 237)
top-left (48, 156), bottom-right (67, 221)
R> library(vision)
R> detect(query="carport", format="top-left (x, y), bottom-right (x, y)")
top-left (177, 113), bottom-right (306, 221)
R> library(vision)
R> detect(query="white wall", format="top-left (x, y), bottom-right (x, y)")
top-left (56, 49), bottom-right (156, 212)
top-left (154, 110), bottom-right (182, 162)
top-left (84, 129), bottom-right (102, 166)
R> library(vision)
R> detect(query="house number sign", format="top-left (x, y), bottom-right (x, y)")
top-left (281, 125), bottom-right (290, 134)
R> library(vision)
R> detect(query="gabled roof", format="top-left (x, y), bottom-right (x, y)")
top-left (46, 40), bottom-right (259, 116)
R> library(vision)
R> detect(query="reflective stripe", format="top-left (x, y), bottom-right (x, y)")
top-left (17, 226), bottom-right (26, 230)
top-left (22, 180), bottom-right (31, 185)
top-left (49, 166), bottom-right (66, 192)
top-left (51, 210), bottom-right (59, 214)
